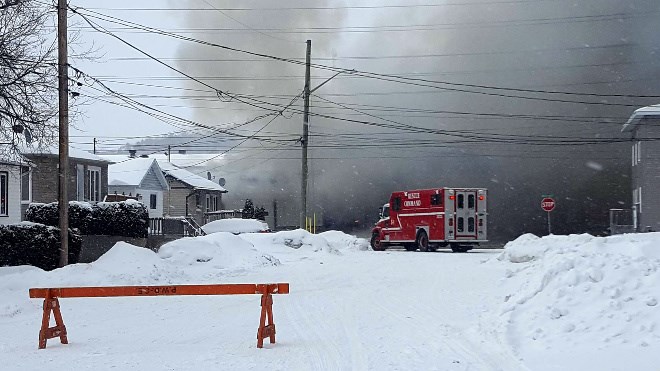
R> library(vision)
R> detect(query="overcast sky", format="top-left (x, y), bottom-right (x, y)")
top-left (63, 0), bottom-right (660, 233)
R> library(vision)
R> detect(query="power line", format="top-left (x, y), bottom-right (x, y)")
top-left (60, 11), bottom-right (660, 34)
top-left (72, 8), bottom-right (659, 104)
top-left (71, 7), bottom-right (292, 115)
top-left (75, 1), bottom-right (629, 12)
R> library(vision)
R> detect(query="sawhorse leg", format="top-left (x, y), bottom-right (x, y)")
top-left (38, 290), bottom-right (68, 349)
top-left (257, 293), bottom-right (276, 348)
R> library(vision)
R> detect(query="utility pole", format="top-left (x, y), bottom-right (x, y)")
top-left (93, 137), bottom-right (96, 154)
top-left (300, 39), bottom-right (311, 228)
top-left (273, 200), bottom-right (278, 231)
top-left (167, 144), bottom-right (171, 162)
top-left (57, 0), bottom-right (69, 267)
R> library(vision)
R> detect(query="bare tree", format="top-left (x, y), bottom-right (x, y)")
top-left (0, 0), bottom-right (58, 157)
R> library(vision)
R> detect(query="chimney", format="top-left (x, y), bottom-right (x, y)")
top-left (129, 149), bottom-right (137, 158)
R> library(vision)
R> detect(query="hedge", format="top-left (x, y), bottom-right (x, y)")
top-left (25, 201), bottom-right (92, 234)
top-left (0, 223), bottom-right (81, 271)
top-left (25, 200), bottom-right (148, 238)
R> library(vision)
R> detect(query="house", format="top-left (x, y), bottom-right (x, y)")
top-left (158, 160), bottom-right (227, 226)
top-left (101, 154), bottom-right (228, 226)
top-left (23, 147), bottom-right (111, 210)
top-left (622, 104), bottom-right (660, 231)
top-left (0, 156), bottom-right (32, 224)
top-left (107, 158), bottom-right (169, 218)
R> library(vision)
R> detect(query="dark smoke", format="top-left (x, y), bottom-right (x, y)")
top-left (171, 0), bottom-right (660, 239)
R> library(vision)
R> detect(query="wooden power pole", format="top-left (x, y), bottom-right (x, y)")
top-left (300, 40), bottom-right (311, 228)
top-left (57, 0), bottom-right (69, 267)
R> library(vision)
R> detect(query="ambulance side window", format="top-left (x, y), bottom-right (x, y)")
top-left (431, 194), bottom-right (442, 206)
top-left (392, 197), bottom-right (402, 211)
top-left (457, 194), bottom-right (464, 209)
top-left (468, 195), bottom-right (475, 209)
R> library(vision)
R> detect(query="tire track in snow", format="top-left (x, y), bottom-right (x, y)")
top-left (366, 254), bottom-right (527, 371)
top-left (282, 292), bottom-right (332, 370)
top-left (338, 280), bottom-right (370, 371)
top-left (281, 262), bottom-right (350, 370)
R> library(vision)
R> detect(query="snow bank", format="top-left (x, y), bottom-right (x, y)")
top-left (202, 218), bottom-right (270, 234)
top-left (493, 233), bottom-right (660, 368)
top-left (319, 230), bottom-right (370, 251)
top-left (158, 232), bottom-right (280, 269)
top-left (240, 229), bottom-right (368, 256)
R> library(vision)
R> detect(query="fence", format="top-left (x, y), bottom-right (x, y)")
top-left (149, 217), bottom-right (204, 237)
top-left (609, 209), bottom-right (635, 235)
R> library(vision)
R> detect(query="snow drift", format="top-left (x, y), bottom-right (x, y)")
top-left (493, 233), bottom-right (660, 370)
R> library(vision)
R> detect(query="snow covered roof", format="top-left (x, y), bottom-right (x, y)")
top-left (622, 104), bottom-right (660, 132)
top-left (23, 145), bottom-right (110, 162)
top-left (100, 155), bottom-right (227, 192)
top-left (108, 158), bottom-right (168, 189)
top-left (158, 160), bottom-right (227, 192)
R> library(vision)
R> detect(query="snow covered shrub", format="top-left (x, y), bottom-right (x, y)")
top-left (90, 200), bottom-right (148, 238)
top-left (25, 201), bottom-right (93, 234)
top-left (0, 222), bottom-right (82, 270)
top-left (25, 200), bottom-right (148, 237)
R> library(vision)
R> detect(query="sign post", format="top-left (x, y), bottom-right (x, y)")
top-left (541, 196), bottom-right (556, 235)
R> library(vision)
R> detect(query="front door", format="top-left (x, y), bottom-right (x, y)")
top-left (455, 191), bottom-right (478, 238)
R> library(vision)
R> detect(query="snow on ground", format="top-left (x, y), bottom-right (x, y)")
top-left (1, 231), bottom-right (660, 370)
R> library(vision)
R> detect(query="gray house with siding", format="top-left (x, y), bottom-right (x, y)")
top-left (623, 104), bottom-right (660, 232)
top-left (158, 160), bottom-right (227, 226)
top-left (23, 147), bottom-right (110, 213)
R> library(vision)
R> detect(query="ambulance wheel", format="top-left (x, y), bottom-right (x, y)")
top-left (371, 233), bottom-right (387, 251)
top-left (451, 244), bottom-right (469, 253)
top-left (404, 243), bottom-right (417, 251)
top-left (416, 230), bottom-right (429, 252)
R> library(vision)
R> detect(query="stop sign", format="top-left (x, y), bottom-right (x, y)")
top-left (541, 198), bottom-right (555, 212)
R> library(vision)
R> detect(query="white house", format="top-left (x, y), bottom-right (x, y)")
top-left (0, 157), bottom-right (31, 224)
top-left (107, 158), bottom-right (169, 218)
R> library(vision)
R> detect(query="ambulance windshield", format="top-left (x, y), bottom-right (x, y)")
top-left (381, 205), bottom-right (390, 219)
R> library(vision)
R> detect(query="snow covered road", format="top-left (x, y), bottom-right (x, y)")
top-left (2, 231), bottom-right (660, 370)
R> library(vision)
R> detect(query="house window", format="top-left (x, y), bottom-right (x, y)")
top-left (213, 195), bottom-right (219, 211)
top-left (0, 171), bottom-right (8, 216)
top-left (88, 166), bottom-right (101, 202)
top-left (150, 194), bottom-right (157, 209)
top-left (76, 164), bottom-right (84, 201)
top-left (205, 194), bottom-right (211, 212)
top-left (21, 166), bottom-right (31, 202)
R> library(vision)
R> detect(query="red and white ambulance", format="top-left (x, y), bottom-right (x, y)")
top-left (371, 188), bottom-right (488, 252)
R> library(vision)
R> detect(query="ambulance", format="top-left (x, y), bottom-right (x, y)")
top-left (371, 188), bottom-right (488, 252)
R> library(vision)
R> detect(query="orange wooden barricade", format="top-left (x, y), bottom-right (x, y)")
top-left (29, 283), bottom-right (289, 349)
